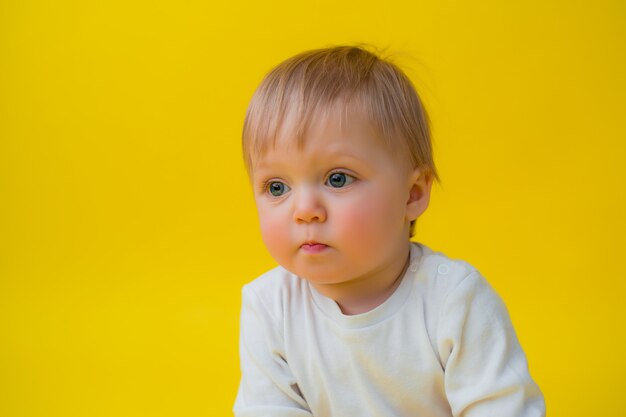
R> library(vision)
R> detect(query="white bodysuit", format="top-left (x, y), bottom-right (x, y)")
top-left (234, 243), bottom-right (546, 417)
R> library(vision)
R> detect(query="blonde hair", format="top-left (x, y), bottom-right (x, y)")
top-left (242, 45), bottom-right (439, 235)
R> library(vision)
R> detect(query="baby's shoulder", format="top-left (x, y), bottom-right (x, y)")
top-left (244, 265), bottom-right (304, 295)
top-left (414, 243), bottom-right (504, 314)
top-left (416, 243), bottom-right (480, 286)
top-left (242, 266), bottom-right (308, 319)
top-left (411, 243), bottom-right (499, 307)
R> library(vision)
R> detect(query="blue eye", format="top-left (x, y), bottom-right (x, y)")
top-left (326, 172), bottom-right (355, 188)
top-left (267, 181), bottom-right (290, 197)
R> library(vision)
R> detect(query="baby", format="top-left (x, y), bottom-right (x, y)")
top-left (234, 45), bottom-right (545, 417)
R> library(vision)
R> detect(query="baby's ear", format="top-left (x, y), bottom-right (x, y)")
top-left (406, 168), bottom-right (433, 221)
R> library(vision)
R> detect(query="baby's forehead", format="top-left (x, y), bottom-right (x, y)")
top-left (244, 90), bottom-right (418, 177)
top-left (252, 109), bottom-right (411, 170)
top-left (273, 102), bottom-right (387, 148)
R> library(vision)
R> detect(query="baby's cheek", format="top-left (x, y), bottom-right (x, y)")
top-left (337, 198), bottom-right (389, 244)
top-left (259, 212), bottom-right (291, 258)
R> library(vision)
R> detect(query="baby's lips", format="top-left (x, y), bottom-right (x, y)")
top-left (300, 242), bottom-right (330, 253)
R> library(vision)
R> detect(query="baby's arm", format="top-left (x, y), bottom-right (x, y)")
top-left (234, 285), bottom-right (312, 417)
top-left (438, 271), bottom-right (546, 417)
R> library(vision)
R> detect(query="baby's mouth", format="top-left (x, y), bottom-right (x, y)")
top-left (300, 241), bottom-right (329, 253)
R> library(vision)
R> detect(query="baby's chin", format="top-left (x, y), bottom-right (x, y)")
top-left (287, 267), bottom-right (339, 283)
top-left (286, 264), bottom-right (359, 287)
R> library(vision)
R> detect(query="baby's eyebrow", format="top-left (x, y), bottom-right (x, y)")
top-left (250, 163), bottom-right (288, 184)
top-left (252, 160), bottom-right (287, 174)
top-left (252, 147), bottom-right (371, 173)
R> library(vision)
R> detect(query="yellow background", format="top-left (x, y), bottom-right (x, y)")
top-left (1, 0), bottom-right (625, 416)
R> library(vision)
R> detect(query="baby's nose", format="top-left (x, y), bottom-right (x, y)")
top-left (293, 188), bottom-right (327, 223)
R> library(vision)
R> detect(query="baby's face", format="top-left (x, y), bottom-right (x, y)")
top-left (251, 109), bottom-right (422, 288)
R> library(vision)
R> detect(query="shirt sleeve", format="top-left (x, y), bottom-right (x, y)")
top-left (234, 285), bottom-right (313, 417)
top-left (437, 271), bottom-right (546, 417)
